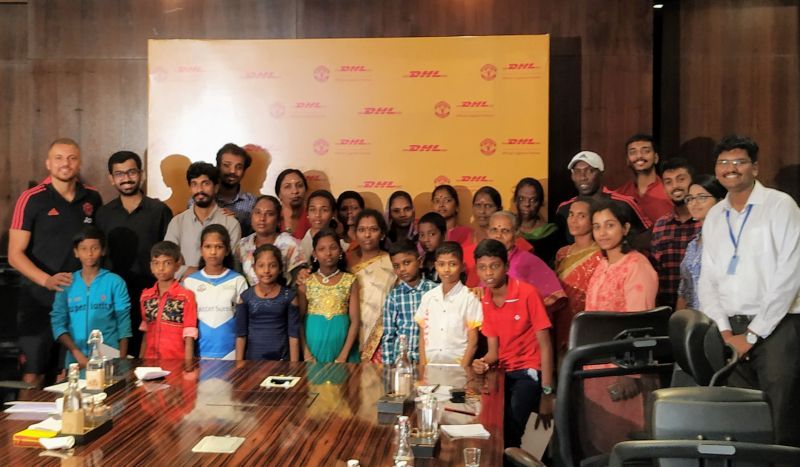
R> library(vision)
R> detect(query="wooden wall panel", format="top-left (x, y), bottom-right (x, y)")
top-left (3, 0), bottom-right (653, 243)
top-left (0, 63), bottom-right (33, 232)
top-left (678, 0), bottom-right (800, 193)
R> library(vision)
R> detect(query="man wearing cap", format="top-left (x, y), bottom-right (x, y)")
top-left (615, 134), bottom-right (673, 223)
top-left (556, 151), bottom-right (653, 245)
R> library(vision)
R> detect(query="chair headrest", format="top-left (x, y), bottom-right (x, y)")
top-left (668, 308), bottom-right (726, 386)
top-left (569, 306), bottom-right (673, 350)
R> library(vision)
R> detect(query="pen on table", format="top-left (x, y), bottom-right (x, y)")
top-left (444, 407), bottom-right (476, 416)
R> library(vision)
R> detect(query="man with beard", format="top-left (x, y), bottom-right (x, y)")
top-left (649, 157), bottom-right (700, 309)
top-left (616, 134), bottom-right (673, 223)
top-left (95, 151), bottom-right (173, 356)
top-left (210, 143), bottom-right (256, 235)
top-left (8, 138), bottom-right (102, 387)
top-left (556, 151), bottom-right (652, 247)
top-left (165, 162), bottom-right (241, 279)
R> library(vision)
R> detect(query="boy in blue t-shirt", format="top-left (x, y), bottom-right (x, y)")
top-left (51, 226), bottom-right (132, 367)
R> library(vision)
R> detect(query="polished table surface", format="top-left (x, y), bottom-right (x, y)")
top-left (0, 360), bottom-right (504, 466)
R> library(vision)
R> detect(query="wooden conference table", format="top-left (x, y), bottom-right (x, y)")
top-left (0, 360), bottom-right (504, 466)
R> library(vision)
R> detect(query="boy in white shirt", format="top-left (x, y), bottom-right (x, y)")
top-left (415, 241), bottom-right (483, 367)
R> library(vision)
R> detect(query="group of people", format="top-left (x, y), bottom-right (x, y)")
top-left (8, 132), bottom-right (800, 451)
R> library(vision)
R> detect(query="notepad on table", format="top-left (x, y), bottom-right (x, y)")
top-left (440, 424), bottom-right (491, 439)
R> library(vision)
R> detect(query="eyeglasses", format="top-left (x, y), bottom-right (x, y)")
top-left (112, 168), bottom-right (141, 179)
top-left (715, 159), bottom-right (751, 167)
top-left (684, 194), bottom-right (715, 204)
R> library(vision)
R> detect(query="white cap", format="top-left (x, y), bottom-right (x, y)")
top-left (567, 151), bottom-right (604, 171)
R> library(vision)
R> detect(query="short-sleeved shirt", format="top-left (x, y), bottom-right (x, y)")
top-left (183, 269), bottom-right (248, 359)
top-left (616, 177), bottom-right (674, 227)
top-left (481, 278), bottom-right (552, 372)
top-left (235, 286), bottom-right (300, 361)
top-left (189, 189), bottom-right (256, 236)
top-left (139, 280), bottom-right (198, 360)
top-left (164, 205), bottom-right (242, 268)
top-left (11, 177), bottom-right (102, 328)
top-left (415, 282), bottom-right (483, 364)
top-left (96, 195), bottom-right (173, 285)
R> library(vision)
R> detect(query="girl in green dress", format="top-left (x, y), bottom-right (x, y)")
top-left (298, 228), bottom-right (361, 363)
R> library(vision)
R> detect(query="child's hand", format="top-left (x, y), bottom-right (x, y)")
top-left (469, 287), bottom-right (484, 300)
top-left (472, 357), bottom-right (489, 375)
top-left (334, 356), bottom-right (346, 363)
top-left (296, 268), bottom-right (311, 292)
top-left (72, 350), bottom-right (88, 368)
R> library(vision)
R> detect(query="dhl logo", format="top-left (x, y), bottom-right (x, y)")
top-left (359, 107), bottom-right (400, 115)
top-left (360, 181), bottom-right (400, 188)
top-left (458, 175), bottom-right (493, 182)
top-left (178, 66), bottom-right (202, 73)
top-left (296, 102), bottom-right (322, 109)
top-left (405, 70), bottom-right (446, 78)
top-left (504, 63), bottom-right (538, 70)
top-left (340, 65), bottom-right (370, 72)
top-left (504, 138), bottom-right (538, 145)
top-left (404, 144), bottom-right (446, 152)
top-left (337, 139), bottom-right (368, 146)
top-left (243, 71), bottom-right (277, 79)
top-left (459, 101), bottom-right (492, 108)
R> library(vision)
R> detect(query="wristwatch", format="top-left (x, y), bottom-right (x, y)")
top-left (542, 385), bottom-right (554, 395)
top-left (745, 331), bottom-right (759, 345)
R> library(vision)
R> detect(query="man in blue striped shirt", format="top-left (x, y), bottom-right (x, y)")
top-left (382, 240), bottom-right (437, 363)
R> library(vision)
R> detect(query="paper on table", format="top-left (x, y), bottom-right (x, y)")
top-left (44, 380), bottom-right (87, 394)
top-left (4, 402), bottom-right (58, 414)
top-left (440, 424), bottom-right (491, 439)
top-left (29, 417), bottom-right (62, 432)
top-left (134, 367), bottom-right (171, 380)
top-left (39, 436), bottom-right (75, 450)
top-left (100, 343), bottom-right (119, 358)
top-left (191, 435), bottom-right (246, 453)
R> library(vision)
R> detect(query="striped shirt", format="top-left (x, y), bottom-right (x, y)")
top-left (381, 278), bottom-right (437, 363)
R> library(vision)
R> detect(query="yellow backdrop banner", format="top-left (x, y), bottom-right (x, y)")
top-left (147, 35), bottom-right (549, 218)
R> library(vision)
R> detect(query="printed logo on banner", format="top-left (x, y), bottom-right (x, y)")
top-left (405, 70), bottom-right (447, 78)
top-left (166, 65), bottom-right (204, 82)
top-left (433, 175), bottom-right (451, 186)
top-left (270, 102), bottom-right (286, 119)
top-left (151, 67), bottom-right (168, 82)
top-left (340, 65), bottom-right (370, 72)
top-left (459, 101), bottom-right (492, 108)
top-left (177, 65), bottom-right (203, 73)
top-left (480, 138), bottom-right (497, 156)
top-left (306, 173), bottom-right (325, 182)
top-left (480, 64), bottom-right (497, 81)
top-left (501, 62), bottom-right (543, 80)
top-left (314, 65), bottom-right (330, 82)
top-left (296, 101), bottom-right (323, 109)
top-left (242, 70), bottom-right (279, 79)
top-left (454, 100), bottom-right (494, 118)
top-left (334, 138), bottom-right (371, 156)
top-left (313, 139), bottom-right (329, 155)
top-left (458, 175), bottom-right (494, 183)
top-left (360, 181), bottom-right (401, 189)
top-left (335, 65), bottom-right (373, 81)
top-left (500, 137), bottom-right (542, 155)
top-left (403, 144), bottom-right (447, 152)
top-left (359, 107), bottom-right (401, 115)
top-left (434, 101), bottom-right (451, 118)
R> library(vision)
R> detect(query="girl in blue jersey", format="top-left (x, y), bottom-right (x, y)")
top-left (183, 224), bottom-right (248, 360)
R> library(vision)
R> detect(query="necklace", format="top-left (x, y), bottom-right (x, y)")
top-left (318, 269), bottom-right (340, 284)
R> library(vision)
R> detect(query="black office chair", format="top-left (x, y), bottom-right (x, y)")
top-left (556, 307), bottom-right (675, 467)
top-left (607, 308), bottom-right (800, 467)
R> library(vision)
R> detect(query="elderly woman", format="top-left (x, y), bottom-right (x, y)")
top-left (485, 211), bottom-right (566, 315)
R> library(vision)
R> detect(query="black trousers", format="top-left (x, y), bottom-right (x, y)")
top-left (504, 369), bottom-right (542, 449)
top-left (726, 314), bottom-right (800, 447)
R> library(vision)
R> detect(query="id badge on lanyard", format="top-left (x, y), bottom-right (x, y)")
top-left (725, 204), bottom-right (753, 275)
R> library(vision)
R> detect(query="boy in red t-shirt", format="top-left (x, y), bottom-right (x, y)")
top-left (139, 241), bottom-right (198, 360)
top-left (472, 238), bottom-right (554, 449)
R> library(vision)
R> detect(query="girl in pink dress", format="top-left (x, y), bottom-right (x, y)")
top-left (582, 198), bottom-right (658, 456)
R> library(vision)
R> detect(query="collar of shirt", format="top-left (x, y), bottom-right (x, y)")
top-left (108, 193), bottom-right (150, 214)
top-left (44, 177), bottom-right (91, 202)
top-left (482, 277), bottom-right (520, 307)
top-left (399, 279), bottom-right (430, 294)
top-left (721, 180), bottom-right (766, 212)
top-left (217, 187), bottom-right (250, 205)
top-left (437, 281), bottom-right (465, 301)
top-left (191, 204), bottom-right (221, 223)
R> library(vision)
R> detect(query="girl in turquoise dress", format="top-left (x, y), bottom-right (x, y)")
top-left (298, 228), bottom-right (361, 363)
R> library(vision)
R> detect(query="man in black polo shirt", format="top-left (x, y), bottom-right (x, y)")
top-left (8, 138), bottom-right (103, 387)
top-left (95, 151), bottom-right (172, 357)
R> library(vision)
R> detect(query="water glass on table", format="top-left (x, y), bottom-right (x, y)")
top-left (463, 447), bottom-right (481, 466)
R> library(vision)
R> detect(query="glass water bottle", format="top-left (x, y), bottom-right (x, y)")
top-left (393, 335), bottom-right (413, 396)
top-left (85, 330), bottom-right (105, 391)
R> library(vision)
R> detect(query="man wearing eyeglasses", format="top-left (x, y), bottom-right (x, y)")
top-left (95, 151), bottom-right (173, 357)
top-left (698, 134), bottom-right (800, 447)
